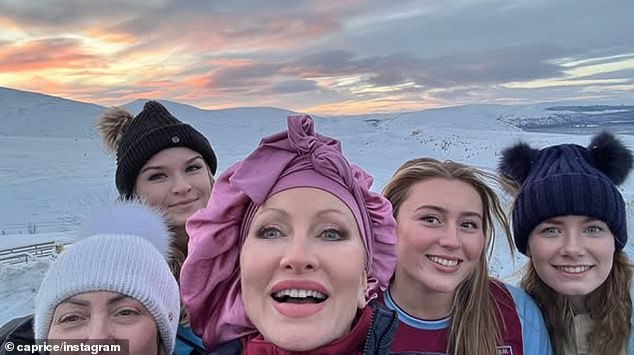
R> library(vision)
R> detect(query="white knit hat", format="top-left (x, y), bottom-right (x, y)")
top-left (34, 201), bottom-right (180, 355)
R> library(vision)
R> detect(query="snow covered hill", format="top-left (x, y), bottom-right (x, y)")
top-left (1, 86), bottom-right (632, 325)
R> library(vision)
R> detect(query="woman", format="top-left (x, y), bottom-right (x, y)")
top-left (499, 132), bottom-right (634, 355)
top-left (0, 101), bottom-right (216, 354)
top-left (382, 157), bottom-right (553, 355)
top-left (34, 201), bottom-right (180, 355)
top-left (180, 115), bottom-right (398, 354)
top-left (97, 100), bottom-right (217, 354)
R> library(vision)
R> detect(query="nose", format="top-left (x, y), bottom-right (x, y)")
top-left (85, 316), bottom-right (114, 340)
top-left (279, 235), bottom-right (319, 272)
top-left (438, 224), bottom-right (460, 249)
top-left (560, 233), bottom-right (585, 256)
top-left (172, 173), bottom-right (192, 194)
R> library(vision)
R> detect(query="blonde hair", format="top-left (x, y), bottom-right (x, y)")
top-left (383, 157), bottom-right (515, 355)
top-left (521, 252), bottom-right (632, 354)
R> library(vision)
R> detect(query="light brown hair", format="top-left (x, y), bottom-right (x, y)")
top-left (383, 157), bottom-right (515, 355)
top-left (521, 252), bottom-right (632, 354)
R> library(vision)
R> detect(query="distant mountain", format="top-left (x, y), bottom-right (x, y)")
top-left (496, 105), bottom-right (634, 134)
top-left (2, 86), bottom-right (632, 140)
top-left (0, 87), bottom-right (105, 138)
top-left (0, 87), bottom-right (300, 141)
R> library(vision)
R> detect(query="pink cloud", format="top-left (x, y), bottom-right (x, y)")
top-left (0, 38), bottom-right (107, 72)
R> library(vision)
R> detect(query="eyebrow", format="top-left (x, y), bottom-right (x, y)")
top-left (315, 209), bottom-right (348, 218)
top-left (414, 205), bottom-right (482, 219)
top-left (541, 218), bottom-right (563, 225)
top-left (62, 294), bottom-right (130, 307)
top-left (258, 207), bottom-right (349, 219)
top-left (63, 297), bottom-right (90, 307)
top-left (140, 155), bottom-right (203, 174)
top-left (257, 207), bottom-right (291, 218)
top-left (107, 294), bottom-right (130, 306)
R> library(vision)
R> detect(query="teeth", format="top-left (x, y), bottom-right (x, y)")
top-left (428, 256), bottom-right (459, 267)
top-left (558, 265), bottom-right (591, 273)
top-left (273, 289), bottom-right (327, 299)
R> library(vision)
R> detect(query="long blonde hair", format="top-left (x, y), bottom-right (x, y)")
top-left (383, 157), bottom-right (515, 355)
top-left (521, 252), bottom-right (632, 354)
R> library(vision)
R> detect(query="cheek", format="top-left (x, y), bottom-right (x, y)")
top-left (127, 320), bottom-right (160, 355)
top-left (239, 241), bottom-right (271, 308)
top-left (463, 234), bottom-right (485, 260)
top-left (595, 240), bottom-right (616, 269)
top-left (526, 240), bottom-right (553, 278)
top-left (47, 324), bottom-right (65, 339)
top-left (332, 249), bottom-right (367, 304)
top-left (397, 223), bottom-right (431, 251)
top-left (135, 184), bottom-right (164, 206)
top-left (193, 173), bottom-right (213, 194)
top-left (526, 238), bottom-right (550, 262)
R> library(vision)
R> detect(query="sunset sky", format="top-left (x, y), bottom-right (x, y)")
top-left (1, 0), bottom-right (632, 115)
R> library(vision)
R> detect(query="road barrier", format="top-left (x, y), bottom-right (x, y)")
top-left (0, 241), bottom-right (61, 265)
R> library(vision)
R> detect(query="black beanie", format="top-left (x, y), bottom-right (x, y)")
top-left (498, 132), bottom-right (632, 255)
top-left (98, 101), bottom-right (217, 199)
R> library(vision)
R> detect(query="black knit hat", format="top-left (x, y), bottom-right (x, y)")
top-left (498, 132), bottom-right (632, 255)
top-left (97, 101), bottom-right (217, 198)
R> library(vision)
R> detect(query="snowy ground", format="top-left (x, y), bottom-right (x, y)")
top-left (2, 102), bottom-right (633, 325)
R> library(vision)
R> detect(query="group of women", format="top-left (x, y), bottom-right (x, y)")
top-left (1, 100), bottom-right (632, 355)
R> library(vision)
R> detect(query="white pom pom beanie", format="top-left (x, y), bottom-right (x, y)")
top-left (34, 201), bottom-right (180, 355)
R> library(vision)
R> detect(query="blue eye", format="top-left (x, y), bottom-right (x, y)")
top-left (540, 226), bottom-right (560, 237)
top-left (320, 228), bottom-right (345, 241)
top-left (258, 227), bottom-right (283, 239)
top-left (585, 225), bottom-right (603, 234)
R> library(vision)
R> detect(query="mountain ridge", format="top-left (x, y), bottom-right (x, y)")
top-left (1, 86), bottom-right (633, 139)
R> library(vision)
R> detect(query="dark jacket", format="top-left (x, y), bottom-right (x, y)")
top-left (0, 314), bottom-right (35, 355)
top-left (208, 301), bottom-right (398, 355)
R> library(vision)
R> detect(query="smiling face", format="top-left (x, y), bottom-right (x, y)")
top-left (239, 187), bottom-right (367, 351)
top-left (134, 147), bottom-right (213, 229)
top-left (394, 178), bottom-right (485, 297)
top-left (527, 215), bottom-right (615, 300)
top-left (48, 291), bottom-right (160, 355)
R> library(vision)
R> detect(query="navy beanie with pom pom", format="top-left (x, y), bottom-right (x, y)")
top-left (499, 132), bottom-right (633, 255)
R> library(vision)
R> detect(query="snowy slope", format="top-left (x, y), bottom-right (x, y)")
top-left (0, 87), bottom-right (104, 138)
top-left (1, 87), bottom-right (632, 325)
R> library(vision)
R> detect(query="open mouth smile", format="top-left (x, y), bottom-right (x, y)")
top-left (271, 289), bottom-right (328, 304)
top-left (427, 255), bottom-right (461, 267)
top-left (555, 265), bottom-right (593, 274)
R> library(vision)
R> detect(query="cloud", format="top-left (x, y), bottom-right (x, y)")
top-left (1, 0), bottom-right (633, 114)
top-left (0, 0), bottom-right (352, 57)
top-left (204, 63), bottom-right (282, 89)
top-left (284, 44), bottom-right (569, 90)
top-left (270, 79), bottom-right (318, 94)
top-left (0, 37), bottom-right (106, 72)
